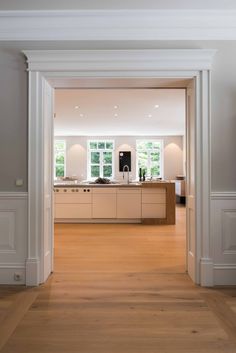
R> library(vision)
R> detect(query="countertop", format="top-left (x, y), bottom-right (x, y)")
top-left (54, 181), bottom-right (174, 188)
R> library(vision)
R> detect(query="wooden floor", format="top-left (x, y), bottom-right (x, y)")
top-left (0, 206), bottom-right (236, 353)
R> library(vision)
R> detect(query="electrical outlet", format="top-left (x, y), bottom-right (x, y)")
top-left (14, 272), bottom-right (22, 281)
top-left (15, 179), bottom-right (24, 187)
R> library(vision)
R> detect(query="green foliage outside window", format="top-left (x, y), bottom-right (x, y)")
top-left (89, 140), bottom-right (114, 179)
top-left (137, 140), bottom-right (162, 178)
top-left (54, 140), bottom-right (66, 178)
top-left (56, 165), bottom-right (65, 177)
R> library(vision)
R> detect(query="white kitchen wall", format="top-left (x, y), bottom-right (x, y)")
top-left (55, 135), bottom-right (184, 181)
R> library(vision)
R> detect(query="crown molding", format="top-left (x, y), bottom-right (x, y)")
top-left (0, 10), bottom-right (236, 41)
top-left (23, 49), bottom-right (217, 72)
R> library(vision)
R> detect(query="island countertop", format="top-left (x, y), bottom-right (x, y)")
top-left (54, 181), bottom-right (174, 188)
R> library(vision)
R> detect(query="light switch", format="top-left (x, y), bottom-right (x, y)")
top-left (15, 179), bottom-right (24, 187)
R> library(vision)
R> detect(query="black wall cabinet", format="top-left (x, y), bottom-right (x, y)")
top-left (119, 151), bottom-right (131, 172)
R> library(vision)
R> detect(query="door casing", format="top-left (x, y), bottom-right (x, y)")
top-left (24, 49), bottom-right (215, 286)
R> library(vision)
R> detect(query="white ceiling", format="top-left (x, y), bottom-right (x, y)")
top-left (54, 88), bottom-right (185, 136)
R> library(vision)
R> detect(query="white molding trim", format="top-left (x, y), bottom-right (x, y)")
top-left (211, 193), bottom-right (236, 285)
top-left (0, 194), bottom-right (28, 284)
top-left (200, 258), bottom-right (214, 287)
top-left (0, 263), bottom-right (25, 269)
top-left (214, 264), bottom-right (236, 270)
top-left (0, 192), bottom-right (28, 200)
top-left (26, 258), bottom-right (40, 286)
top-left (24, 49), bottom-right (214, 286)
top-left (1, 10), bottom-right (236, 41)
top-left (211, 192), bottom-right (236, 200)
top-left (23, 49), bottom-right (217, 72)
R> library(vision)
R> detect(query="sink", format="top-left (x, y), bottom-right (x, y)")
top-left (114, 182), bottom-right (141, 186)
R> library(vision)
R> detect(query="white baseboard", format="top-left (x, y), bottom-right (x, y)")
top-left (0, 264), bottom-right (25, 285)
top-left (213, 264), bottom-right (236, 285)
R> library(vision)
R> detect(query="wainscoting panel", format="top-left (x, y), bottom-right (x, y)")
top-left (211, 192), bottom-right (236, 285)
top-left (0, 193), bottom-right (28, 284)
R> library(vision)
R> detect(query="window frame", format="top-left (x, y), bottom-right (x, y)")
top-left (54, 140), bottom-right (66, 179)
top-left (87, 139), bottom-right (115, 180)
top-left (136, 139), bottom-right (164, 179)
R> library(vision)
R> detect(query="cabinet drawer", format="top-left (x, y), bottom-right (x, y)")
top-left (55, 193), bottom-right (92, 204)
top-left (92, 188), bottom-right (117, 194)
top-left (142, 193), bottom-right (166, 204)
top-left (142, 204), bottom-right (166, 218)
top-left (117, 194), bottom-right (141, 218)
top-left (142, 188), bottom-right (166, 194)
top-left (117, 188), bottom-right (141, 194)
top-left (55, 204), bottom-right (92, 219)
top-left (92, 194), bottom-right (117, 218)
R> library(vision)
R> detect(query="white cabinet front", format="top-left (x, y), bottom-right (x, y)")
top-left (55, 204), bottom-right (92, 219)
top-left (54, 188), bottom-right (92, 219)
top-left (92, 188), bottom-right (117, 218)
top-left (141, 204), bottom-right (166, 218)
top-left (117, 188), bottom-right (141, 219)
top-left (141, 188), bottom-right (166, 218)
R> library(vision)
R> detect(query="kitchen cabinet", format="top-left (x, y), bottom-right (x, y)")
top-left (142, 188), bottom-right (166, 218)
top-left (54, 188), bottom-right (92, 219)
top-left (55, 204), bottom-right (92, 219)
top-left (54, 182), bottom-right (175, 224)
top-left (92, 188), bottom-right (117, 219)
top-left (117, 188), bottom-right (141, 219)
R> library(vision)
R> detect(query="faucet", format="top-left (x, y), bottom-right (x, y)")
top-left (123, 165), bottom-right (130, 184)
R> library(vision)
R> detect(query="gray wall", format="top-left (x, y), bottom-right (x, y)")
top-left (0, 41), bottom-right (236, 191)
top-left (0, 48), bottom-right (27, 191)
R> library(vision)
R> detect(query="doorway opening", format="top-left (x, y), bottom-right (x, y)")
top-left (24, 49), bottom-right (214, 287)
top-left (53, 87), bottom-right (187, 277)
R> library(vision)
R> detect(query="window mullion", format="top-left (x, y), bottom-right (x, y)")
top-left (147, 150), bottom-right (151, 175)
top-left (100, 151), bottom-right (103, 177)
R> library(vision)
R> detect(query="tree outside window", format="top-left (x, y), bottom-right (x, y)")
top-left (136, 140), bottom-right (163, 178)
top-left (88, 140), bottom-right (114, 179)
top-left (54, 140), bottom-right (66, 178)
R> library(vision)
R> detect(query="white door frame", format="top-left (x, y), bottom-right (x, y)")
top-left (23, 49), bottom-right (216, 286)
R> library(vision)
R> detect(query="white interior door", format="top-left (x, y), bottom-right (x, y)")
top-left (186, 79), bottom-right (197, 282)
top-left (42, 79), bottom-right (54, 282)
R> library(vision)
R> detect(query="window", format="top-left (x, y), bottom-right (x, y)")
top-left (54, 140), bottom-right (66, 178)
top-left (136, 140), bottom-right (163, 178)
top-left (88, 140), bottom-right (114, 179)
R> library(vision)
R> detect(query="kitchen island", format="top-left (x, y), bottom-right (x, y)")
top-left (54, 181), bottom-right (175, 225)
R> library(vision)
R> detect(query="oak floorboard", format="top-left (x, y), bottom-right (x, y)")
top-left (1, 206), bottom-right (236, 353)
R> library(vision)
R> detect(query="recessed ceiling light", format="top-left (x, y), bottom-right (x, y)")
top-left (79, 113), bottom-right (84, 117)
top-left (114, 113), bottom-right (118, 118)
top-left (74, 105), bottom-right (79, 109)
top-left (154, 104), bottom-right (159, 108)
top-left (146, 114), bottom-right (152, 118)
top-left (114, 105), bottom-right (118, 109)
